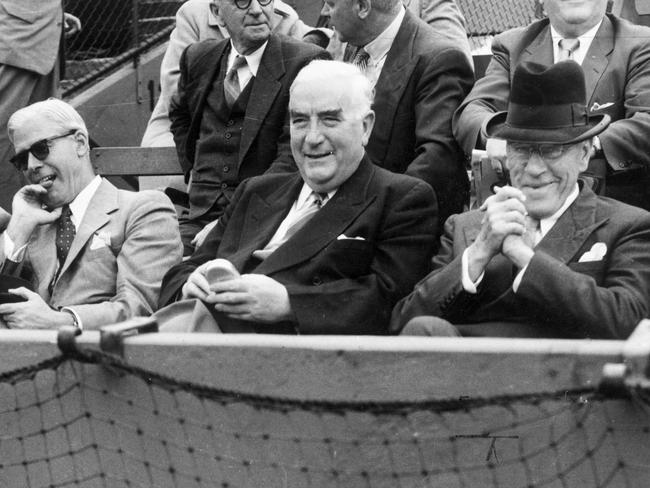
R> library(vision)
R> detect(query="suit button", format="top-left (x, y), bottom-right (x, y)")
top-left (223, 165), bottom-right (230, 173)
top-left (312, 277), bottom-right (322, 286)
top-left (225, 132), bottom-right (232, 139)
top-left (221, 183), bottom-right (228, 189)
top-left (227, 120), bottom-right (234, 126)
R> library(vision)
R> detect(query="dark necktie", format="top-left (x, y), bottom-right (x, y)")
top-left (351, 46), bottom-right (370, 71)
top-left (223, 55), bottom-right (248, 108)
top-left (253, 192), bottom-right (327, 260)
top-left (558, 38), bottom-right (580, 61)
top-left (56, 205), bottom-right (75, 265)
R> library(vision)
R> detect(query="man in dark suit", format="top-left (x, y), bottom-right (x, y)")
top-left (321, 0), bottom-right (474, 227)
top-left (158, 60), bottom-right (438, 334)
top-left (169, 0), bottom-right (329, 254)
top-left (453, 0), bottom-right (650, 210)
top-left (392, 61), bottom-right (650, 340)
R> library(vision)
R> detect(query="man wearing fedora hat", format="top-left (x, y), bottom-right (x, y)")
top-left (391, 60), bottom-right (650, 339)
top-left (453, 0), bottom-right (650, 211)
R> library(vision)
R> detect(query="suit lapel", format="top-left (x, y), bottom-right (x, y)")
top-left (239, 36), bottom-right (284, 165)
top-left (255, 158), bottom-right (376, 275)
top-left (582, 17), bottom-right (614, 107)
top-left (521, 24), bottom-right (553, 68)
top-left (57, 179), bottom-right (116, 279)
top-left (536, 186), bottom-right (607, 263)
top-left (372, 11), bottom-right (418, 162)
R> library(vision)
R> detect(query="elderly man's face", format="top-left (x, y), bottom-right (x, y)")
top-left (11, 117), bottom-right (84, 209)
top-left (289, 78), bottom-right (374, 193)
top-left (543, 0), bottom-right (607, 36)
top-left (215, 0), bottom-right (273, 54)
top-left (505, 140), bottom-right (590, 219)
top-left (321, 0), bottom-right (362, 44)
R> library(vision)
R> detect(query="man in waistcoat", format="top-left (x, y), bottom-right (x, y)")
top-left (169, 0), bottom-right (329, 254)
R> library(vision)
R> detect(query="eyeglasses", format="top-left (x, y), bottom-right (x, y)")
top-left (9, 130), bottom-right (77, 171)
top-left (232, 0), bottom-right (272, 9)
top-left (507, 143), bottom-right (571, 161)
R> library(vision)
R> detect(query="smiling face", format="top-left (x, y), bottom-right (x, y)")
top-left (214, 0), bottom-right (273, 54)
top-left (542, 0), bottom-right (607, 37)
top-left (506, 140), bottom-right (590, 219)
top-left (11, 116), bottom-right (92, 209)
top-left (289, 77), bottom-right (374, 193)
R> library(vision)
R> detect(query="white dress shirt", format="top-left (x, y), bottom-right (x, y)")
top-left (226, 40), bottom-right (267, 91)
top-left (550, 21), bottom-right (602, 66)
top-left (361, 5), bottom-right (405, 88)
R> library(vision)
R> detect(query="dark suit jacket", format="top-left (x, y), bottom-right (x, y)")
top-left (169, 33), bottom-right (329, 176)
top-left (391, 184), bottom-right (650, 339)
top-left (453, 15), bottom-right (650, 200)
top-left (355, 9), bottom-right (474, 227)
top-left (159, 157), bottom-right (438, 334)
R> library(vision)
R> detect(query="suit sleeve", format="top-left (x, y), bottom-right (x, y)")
top-left (71, 192), bottom-right (183, 328)
top-left (287, 180), bottom-right (438, 334)
top-left (598, 33), bottom-right (650, 169)
top-left (452, 33), bottom-right (512, 157)
top-left (405, 46), bottom-right (473, 224)
top-left (390, 214), bottom-right (471, 333)
top-left (169, 45), bottom-right (195, 174)
top-left (515, 216), bottom-right (650, 339)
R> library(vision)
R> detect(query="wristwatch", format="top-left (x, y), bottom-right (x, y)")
top-left (61, 307), bottom-right (82, 331)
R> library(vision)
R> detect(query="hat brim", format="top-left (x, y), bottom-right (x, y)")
top-left (482, 111), bottom-right (611, 144)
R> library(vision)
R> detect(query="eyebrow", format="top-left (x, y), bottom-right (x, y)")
top-left (289, 109), bottom-right (343, 118)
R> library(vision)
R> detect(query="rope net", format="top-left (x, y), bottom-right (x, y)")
top-left (0, 349), bottom-right (648, 487)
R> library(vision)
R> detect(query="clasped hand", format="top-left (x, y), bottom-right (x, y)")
top-left (182, 261), bottom-right (293, 323)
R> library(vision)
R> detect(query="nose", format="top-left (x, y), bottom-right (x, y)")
top-left (248, 0), bottom-right (262, 14)
top-left (524, 150), bottom-right (547, 176)
top-left (26, 152), bottom-right (43, 172)
top-left (304, 120), bottom-right (324, 147)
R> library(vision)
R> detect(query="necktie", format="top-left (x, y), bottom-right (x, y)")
top-left (223, 55), bottom-right (247, 108)
top-left (253, 192), bottom-right (327, 260)
top-left (351, 46), bottom-right (370, 72)
top-left (524, 215), bottom-right (541, 247)
top-left (56, 205), bottom-right (75, 265)
top-left (558, 38), bottom-right (580, 61)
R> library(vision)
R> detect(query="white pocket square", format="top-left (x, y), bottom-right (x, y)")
top-left (90, 231), bottom-right (111, 250)
top-left (578, 242), bottom-right (607, 262)
top-left (337, 234), bottom-right (366, 241)
top-left (590, 102), bottom-right (614, 112)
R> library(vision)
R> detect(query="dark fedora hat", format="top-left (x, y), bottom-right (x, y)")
top-left (482, 60), bottom-right (610, 144)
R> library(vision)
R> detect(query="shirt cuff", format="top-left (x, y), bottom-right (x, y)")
top-left (60, 306), bottom-right (83, 332)
top-left (461, 248), bottom-right (484, 294)
top-left (3, 232), bottom-right (27, 262)
top-left (512, 264), bottom-right (529, 293)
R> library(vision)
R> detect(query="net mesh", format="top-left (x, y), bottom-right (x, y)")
top-left (0, 348), bottom-right (649, 487)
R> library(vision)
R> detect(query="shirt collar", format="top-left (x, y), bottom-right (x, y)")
top-left (298, 183), bottom-right (337, 209)
top-left (68, 175), bottom-right (102, 227)
top-left (364, 5), bottom-right (405, 62)
top-left (228, 40), bottom-right (268, 77)
top-left (539, 183), bottom-right (580, 236)
top-left (550, 20), bottom-right (602, 52)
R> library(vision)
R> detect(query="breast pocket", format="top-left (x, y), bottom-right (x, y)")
top-left (568, 261), bottom-right (605, 284)
top-left (317, 239), bottom-right (374, 279)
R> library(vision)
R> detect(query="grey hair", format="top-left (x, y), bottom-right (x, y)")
top-left (290, 60), bottom-right (374, 118)
top-left (7, 98), bottom-right (88, 144)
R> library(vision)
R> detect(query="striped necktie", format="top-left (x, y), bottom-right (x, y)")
top-left (558, 38), bottom-right (580, 61)
top-left (351, 46), bottom-right (370, 72)
top-left (223, 55), bottom-right (247, 108)
top-left (253, 192), bottom-right (327, 260)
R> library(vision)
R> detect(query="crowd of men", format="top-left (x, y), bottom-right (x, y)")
top-left (0, 0), bottom-right (649, 339)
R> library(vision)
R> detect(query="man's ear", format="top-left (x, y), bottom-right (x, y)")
top-left (578, 139), bottom-right (593, 172)
top-left (361, 110), bottom-right (375, 146)
top-left (74, 131), bottom-right (89, 157)
top-left (357, 0), bottom-right (372, 19)
top-left (210, 1), bottom-right (220, 20)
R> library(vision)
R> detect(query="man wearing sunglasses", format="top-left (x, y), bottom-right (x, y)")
top-left (169, 0), bottom-right (329, 255)
top-left (391, 61), bottom-right (650, 340)
top-left (0, 99), bottom-right (183, 330)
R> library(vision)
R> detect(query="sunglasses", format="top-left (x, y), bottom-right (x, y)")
top-left (9, 130), bottom-right (77, 171)
top-left (232, 0), bottom-right (272, 9)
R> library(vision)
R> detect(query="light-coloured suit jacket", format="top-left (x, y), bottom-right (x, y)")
top-left (391, 184), bottom-right (650, 339)
top-left (0, 0), bottom-right (62, 74)
top-left (141, 0), bottom-right (324, 147)
top-left (1, 179), bottom-right (183, 329)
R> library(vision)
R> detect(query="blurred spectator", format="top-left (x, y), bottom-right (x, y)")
top-left (0, 1), bottom-right (81, 212)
